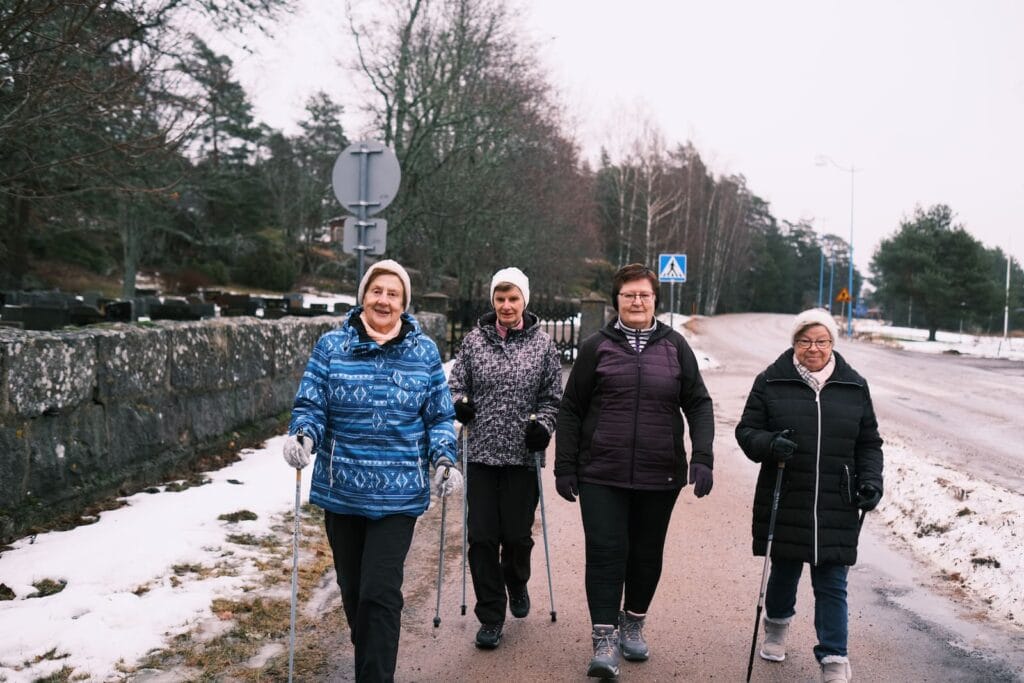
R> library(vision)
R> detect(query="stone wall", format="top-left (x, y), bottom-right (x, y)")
top-left (0, 316), bottom-right (344, 543)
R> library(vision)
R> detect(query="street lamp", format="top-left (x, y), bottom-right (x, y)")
top-left (816, 155), bottom-right (858, 337)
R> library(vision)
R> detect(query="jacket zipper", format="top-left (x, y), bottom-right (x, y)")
top-left (417, 439), bottom-right (425, 488)
top-left (630, 346), bottom-right (642, 487)
top-left (813, 388), bottom-right (822, 566)
top-left (843, 464), bottom-right (853, 505)
top-left (328, 436), bottom-right (336, 488)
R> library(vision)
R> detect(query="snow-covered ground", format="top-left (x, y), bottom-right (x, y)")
top-left (1, 313), bottom-right (1021, 680)
top-left (0, 438), bottom-right (311, 682)
top-left (855, 319), bottom-right (1024, 361)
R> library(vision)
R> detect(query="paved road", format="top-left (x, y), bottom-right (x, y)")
top-left (324, 312), bottom-right (1024, 681)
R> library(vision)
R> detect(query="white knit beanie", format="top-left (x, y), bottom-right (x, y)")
top-left (357, 259), bottom-right (412, 311)
top-left (489, 267), bottom-right (530, 307)
top-left (791, 308), bottom-right (840, 344)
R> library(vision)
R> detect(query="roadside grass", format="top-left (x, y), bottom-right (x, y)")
top-left (132, 504), bottom-right (339, 681)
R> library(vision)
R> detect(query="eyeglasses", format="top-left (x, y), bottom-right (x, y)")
top-left (367, 287), bottom-right (403, 302)
top-left (795, 338), bottom-right (832, 350)
top-left (618, 292), bottom-right (654, 303)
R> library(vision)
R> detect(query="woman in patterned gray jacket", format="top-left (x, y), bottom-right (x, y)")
top-left (448, 266), bottom-right (563, 650)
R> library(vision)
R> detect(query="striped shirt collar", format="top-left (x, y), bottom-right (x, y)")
top-left (615, 318), bottom-right (657, 353)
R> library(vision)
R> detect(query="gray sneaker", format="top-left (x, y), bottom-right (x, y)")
top-left (618, 611), bottom-right (649, 661)
top-left (587, 625), bottom-right (620, 679)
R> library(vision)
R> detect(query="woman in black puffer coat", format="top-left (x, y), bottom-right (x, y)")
top-left (735, 309), bottom-right (883, 683)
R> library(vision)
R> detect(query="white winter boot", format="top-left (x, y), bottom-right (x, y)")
top-left (820, 655), bottom-right (852, 682)
top-left (759, 616), bottom-right (790, 662)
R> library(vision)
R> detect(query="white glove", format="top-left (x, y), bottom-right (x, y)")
top-left (433, 463), bottom-right (463, 498)
top-left (283, 433), bottom-right (313, 469)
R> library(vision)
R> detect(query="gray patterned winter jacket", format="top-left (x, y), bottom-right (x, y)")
top-left (448, 311), bottom-right (563, 467)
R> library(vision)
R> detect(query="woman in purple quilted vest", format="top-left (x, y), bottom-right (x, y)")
top-left (555, 263), bottom-right (715, 679)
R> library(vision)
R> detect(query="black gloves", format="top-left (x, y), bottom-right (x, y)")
top-left (856, 484), bottom-right (882, 511)
top-left (555, 474), bottom-right (579, 502)
top-left (525, 421), bottom-right (551, 451)
top-left (689, 463), bottom-right (713, 498)
top-left (769, 429), bottom-right (797, 462)
top-left (454, 398), bottom-right (476, 423)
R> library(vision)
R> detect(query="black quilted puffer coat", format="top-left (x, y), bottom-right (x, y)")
top-left (448, 311), bottom-right (563, 467)
top-left (555, 319), bottom-right (714, 490)
top-left (735, 348), bottom-right (883, 566)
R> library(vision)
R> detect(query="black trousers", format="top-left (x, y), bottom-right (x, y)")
top-left (466, 462), bottom-right (539, 624)
top-left (324, 510), bottom-right (416, 683)
top-left (578, 482), bottom-right (681, 626)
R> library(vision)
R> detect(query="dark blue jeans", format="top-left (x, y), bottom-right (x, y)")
top-left (578, 482), bottom-right (681, 626)
top-left (765, 558), bottom-right (849, 661)
top-left (324, 511), bottom-right (417, 683)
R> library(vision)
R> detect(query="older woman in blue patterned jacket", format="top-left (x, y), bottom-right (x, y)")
top-left (283, 259), bottom-right (458, 683)
top-left (448, 266), bottom-right (563, 650)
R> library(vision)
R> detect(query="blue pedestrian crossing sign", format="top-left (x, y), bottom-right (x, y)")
top-left (658, 254), bottom-right (687, 282)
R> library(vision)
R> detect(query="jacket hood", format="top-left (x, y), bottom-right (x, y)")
top-left (343, 306), bottom-right (421, 353)
top-left (477, 310), bottom-right (540, 336)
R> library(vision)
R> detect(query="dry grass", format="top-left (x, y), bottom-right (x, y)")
top-left (28, 260), bottom-right (123, 298)
top-left (132, 504), bottom-right (339, 681)
top-left (28, 578), bottom-right (67, 599)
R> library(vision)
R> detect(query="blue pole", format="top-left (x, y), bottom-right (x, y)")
top-left (818, 250), bottom-right (825, 308)
top-left (828, 257), bottom-right (835, 312)
top-left (847, 167), bottom-right (855, 338)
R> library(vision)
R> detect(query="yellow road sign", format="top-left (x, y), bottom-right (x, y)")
top-left (835, 287), bottom-right (851, 303)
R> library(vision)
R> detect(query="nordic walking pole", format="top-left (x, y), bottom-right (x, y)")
top-left (460, 417), bottom-right (469, 617)
top-left (530, 414), bottom-right (557, 622)
top-left (288, 467), bottom-right (301, 683)
top-left (434, 467), bottom-right (451, 628)
top-left (746, 461), bottom-right (785, 683)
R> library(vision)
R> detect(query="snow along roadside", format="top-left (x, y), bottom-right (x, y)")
top-left (873, 437), bottom-right (1023, 628)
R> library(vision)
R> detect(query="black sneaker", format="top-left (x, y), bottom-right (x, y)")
top-left (475, 622), bottom-right (503, 649)
top-left (508, 585), bottom-right (530, 618)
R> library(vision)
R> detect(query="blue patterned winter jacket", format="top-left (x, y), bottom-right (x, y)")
top-left (289, 308), bottom-right (457, 519)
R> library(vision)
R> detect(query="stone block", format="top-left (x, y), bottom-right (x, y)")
top-left (94, 325), bottom-right (170, 403)
top-left (183, 390), bottom-right (240, 441)
top-left (21, 404), bottom-right (107, 503)
top-left (106, 399), bottom-right (184, 466)
top-left (167, 319), bottom-right (273, 391)
top-left (269, 317), bottom-right (335, 379)
top-left (1, 329), bottom-right (97, 417)
top-left (0, 421), bottom-right (29, 516)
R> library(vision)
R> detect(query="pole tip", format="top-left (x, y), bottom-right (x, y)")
top-left (433, 617), bottom-right (441, 628)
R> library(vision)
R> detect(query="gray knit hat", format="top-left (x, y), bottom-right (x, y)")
top-left (357, 259), bottom-right (412, 311)
top-left (791, 308), bottom-right (840, 344)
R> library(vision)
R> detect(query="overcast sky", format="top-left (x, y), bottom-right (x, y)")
top-left (223, 0), bottom-right (1024, 276)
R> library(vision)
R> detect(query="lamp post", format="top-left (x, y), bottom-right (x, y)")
top-left (828, 254), bottom-right (835, 312)
top-left (818, 250), bottom-right (825, 308)
top-left (816, 155), bottom-right (858, 338)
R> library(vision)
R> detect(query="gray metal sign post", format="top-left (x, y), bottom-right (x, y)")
top-left (332, 141), bottom-right (401, 284)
